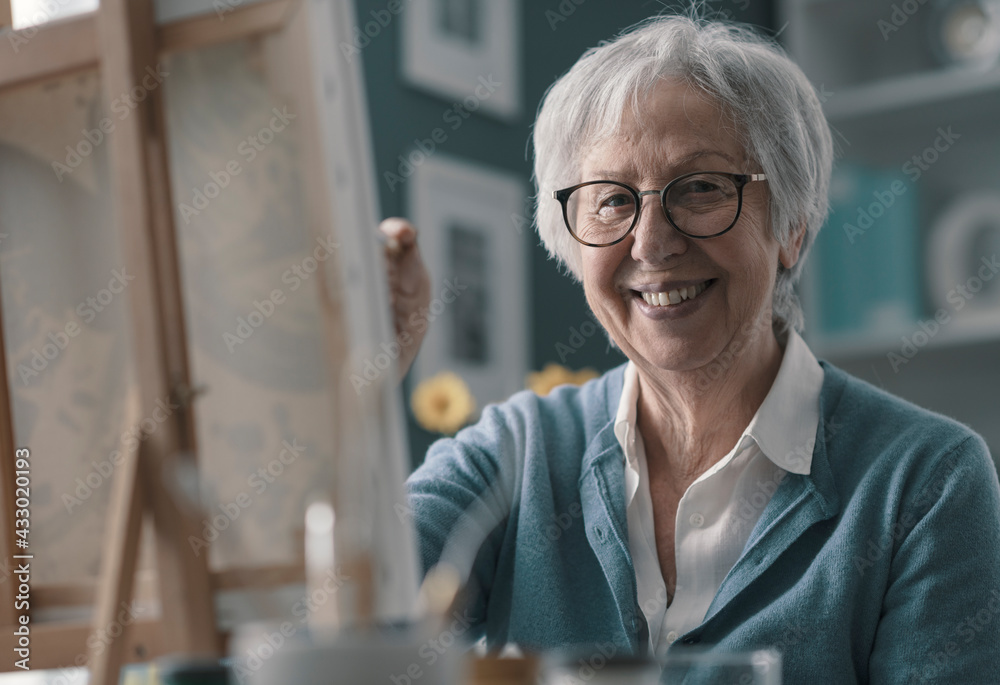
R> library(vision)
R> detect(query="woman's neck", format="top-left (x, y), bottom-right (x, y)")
top-left (635, 326), bottom-right (785, 486)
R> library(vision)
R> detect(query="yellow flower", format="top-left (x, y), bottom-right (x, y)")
top-left (411, 372), bottom-right (477, 435)
top-left (526, 363), bottom-right (600, 396)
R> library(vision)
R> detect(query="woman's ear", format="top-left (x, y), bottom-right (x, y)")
top-left (779, 222), bottom-right (807, 270)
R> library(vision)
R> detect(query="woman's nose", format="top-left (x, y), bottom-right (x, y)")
top-left (629, 195), bottom-right (688, 264)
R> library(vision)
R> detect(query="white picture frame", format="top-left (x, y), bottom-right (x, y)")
top-left (401, 0), bottom-right (521, 121)
top-left (409, 154), bottom-right (528, 416)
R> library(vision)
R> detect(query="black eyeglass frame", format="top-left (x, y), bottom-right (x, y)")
top-left (551, 171), bottom-right (768, 247)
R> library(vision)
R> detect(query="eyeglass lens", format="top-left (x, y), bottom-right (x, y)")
top-left (565, 173), bottom-right (741, 244)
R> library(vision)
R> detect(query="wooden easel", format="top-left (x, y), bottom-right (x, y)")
top-left (0, 1), bottom-right (345, 681)
top-left (1, 0), bottom-right (421, 680)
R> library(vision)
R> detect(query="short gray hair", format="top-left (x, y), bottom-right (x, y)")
top-left (531, 13), bottom-right (833, 334)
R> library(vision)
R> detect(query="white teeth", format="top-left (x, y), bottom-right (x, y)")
top-left (640, 281), bottom-right (710, 307)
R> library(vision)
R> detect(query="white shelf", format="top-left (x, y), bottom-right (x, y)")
top-left (809, 314), bottom-right (1000, 361)
top-left (824, 66), bottom-right (1000, 122)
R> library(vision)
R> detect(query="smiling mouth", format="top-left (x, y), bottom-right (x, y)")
top-left (634, 279), bottom-right (715, 307)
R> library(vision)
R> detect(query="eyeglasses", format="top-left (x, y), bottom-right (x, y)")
top-left (552, 171), bottom-right (767, 247)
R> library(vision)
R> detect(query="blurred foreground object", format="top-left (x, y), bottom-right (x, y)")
top-left (469, 655), bottom-right (540, 685)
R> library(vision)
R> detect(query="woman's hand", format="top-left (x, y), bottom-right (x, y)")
top-left (380, 218), bottom-right (432, 382)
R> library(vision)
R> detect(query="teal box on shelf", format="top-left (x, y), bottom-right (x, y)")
top-left (814, 163), bottom-right (921, 336)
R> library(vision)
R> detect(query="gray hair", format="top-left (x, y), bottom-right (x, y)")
top-left (531, 12), bottom-right (833, 335)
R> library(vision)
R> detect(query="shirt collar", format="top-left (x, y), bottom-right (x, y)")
top-left (613, 328), bottom-right (823, 476)
top-left (613, 360), bottom-right (641, 467)
top-left (745, 328), bottom-right (823, 475)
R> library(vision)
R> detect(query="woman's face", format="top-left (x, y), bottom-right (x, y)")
top-left (577, 79), bottom-right (801, 374)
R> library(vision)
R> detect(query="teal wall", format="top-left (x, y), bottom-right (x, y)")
top-left (351, 0), bottom-right (776, 467)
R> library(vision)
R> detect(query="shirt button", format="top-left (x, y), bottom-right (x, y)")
top-left (666, 630), bottom-right (679, 643)
top-left (689, 513), bottom-right (704, 527)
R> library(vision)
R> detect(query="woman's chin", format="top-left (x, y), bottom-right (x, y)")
top-left (633, 339), bottom-right (720, 374)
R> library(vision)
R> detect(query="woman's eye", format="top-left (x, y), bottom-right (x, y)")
top-left (600, 194), bottom-right (633, 209)
top-left (680, 180), bottom-right (722, 194)
top-left (670, 176), bottom-right (733, 207)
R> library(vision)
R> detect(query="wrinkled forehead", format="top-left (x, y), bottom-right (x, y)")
top-left (578, 78), bottom-right (751, 179)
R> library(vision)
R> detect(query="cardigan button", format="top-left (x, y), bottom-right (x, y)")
top-left (682, 635), bottom-right (700, 645)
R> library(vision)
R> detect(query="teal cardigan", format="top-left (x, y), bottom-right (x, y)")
top-left (406, 361), bottom-right (1000, 683)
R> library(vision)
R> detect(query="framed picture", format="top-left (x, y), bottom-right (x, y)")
top-left (401, 0), bottom-right (521, 121)
top-left (409, 154), bottom-right (528, 413)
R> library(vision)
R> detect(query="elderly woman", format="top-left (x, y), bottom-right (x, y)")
top-left (381, 14), bottom-right (1000, 683)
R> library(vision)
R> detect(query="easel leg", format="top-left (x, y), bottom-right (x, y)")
top-left (89, 395), bottom-right (145, 685)
top-left (96, 0), bottom-right (221, 665)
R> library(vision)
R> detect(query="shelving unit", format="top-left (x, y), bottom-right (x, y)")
top-left (822, 65), bottom-right (1000, 122)
top-left (780, 0), bottom-right (1000, 461)
top-left (781, 0), bottom-right (1000, 361)
top-left (807, 313), bottom-right (1000, 361)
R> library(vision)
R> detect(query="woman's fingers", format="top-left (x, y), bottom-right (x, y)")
top-left (381, 218), bottom-right (424, 296)
top-left (378, 218), bottom-right (432, 381)
top-left (380, 217), bottom-right (416, 255)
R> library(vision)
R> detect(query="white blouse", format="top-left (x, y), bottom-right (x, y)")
top-left (613, 328), bottom-right (824, 657)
